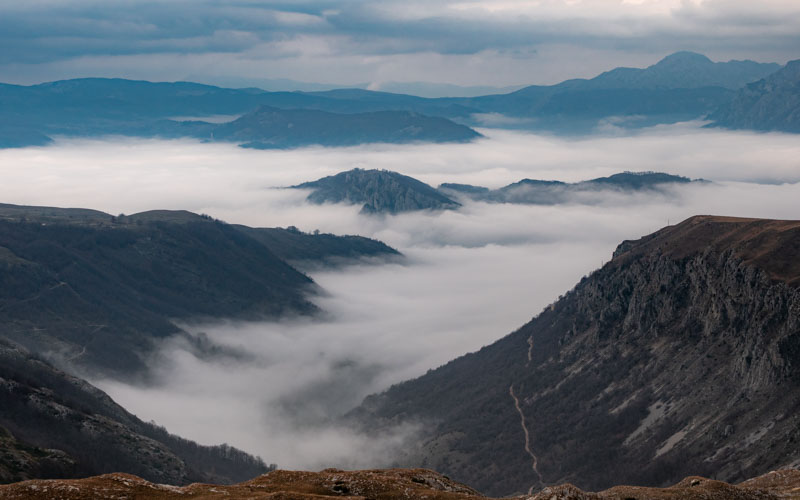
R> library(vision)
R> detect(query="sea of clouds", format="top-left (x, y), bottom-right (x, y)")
top-left (1, 124), bottom-right (798, 469)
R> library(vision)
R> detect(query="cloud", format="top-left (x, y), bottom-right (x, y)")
top-left (2, 124), bottom-right (797, 469)
top-left (0, 0), bottom-right (798, 86)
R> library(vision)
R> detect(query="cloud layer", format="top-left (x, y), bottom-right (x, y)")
top-left (1, 0), bottom-right (798, 87)
top-left (1, 125), bottom-right (799, 469)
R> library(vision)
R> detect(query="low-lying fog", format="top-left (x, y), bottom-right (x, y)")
top-left (1, 124), bottom-right (798, 469)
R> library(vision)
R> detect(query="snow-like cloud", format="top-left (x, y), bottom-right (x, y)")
top-left (2, 124), bottom-right (797, 469)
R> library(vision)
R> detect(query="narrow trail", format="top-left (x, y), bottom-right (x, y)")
top-left (67, 324), bottom-right (106, 362)
top-left (509, 384), bottom-right (544, 494)
top-left (0, 282), bottom-right (67, 312)
top-left (526, 335), bottom-right (534, 367)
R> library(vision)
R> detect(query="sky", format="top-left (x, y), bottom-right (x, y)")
top-left (1, 0), bottom-right (798, 89)
top-left (1, 125), bottom-right (799, 469)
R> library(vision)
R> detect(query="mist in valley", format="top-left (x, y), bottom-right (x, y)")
top-left (1, 124), bottom-right (798, 470)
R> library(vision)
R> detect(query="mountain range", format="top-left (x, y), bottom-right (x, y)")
top-left (350, 215), bottom-right (800, 496)
top-left (0, 204), bottom-right (398, 377)
top-left (0, 52), bottom-right (791, 147)
top-left (293, 169), bottom-right (698, 214)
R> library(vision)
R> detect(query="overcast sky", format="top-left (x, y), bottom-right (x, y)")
top-left (1, 0), bottom-right (798, 88)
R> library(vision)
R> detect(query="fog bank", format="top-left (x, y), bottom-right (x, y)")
top-left (1, 124), bottom-right (798, 469)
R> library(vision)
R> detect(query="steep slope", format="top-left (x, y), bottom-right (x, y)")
top-left (708, 60), bottom-right (800, 133)
top-left (0, 426), bottom-right (75, 483)
top-left (0, 338), bottom-right (269, 486)
top-left (211, 106), bottom-right (480, 148)
top-left (294, 168), bottom-right (461, 214)
top-left (351, 216), bottom-right (800, 496)
top-left (0, 208), bottom-right (314, 376)
top-left (1, 468), bottom-right (798, 499)
top-left (0, 204), bottom-right (398, 376)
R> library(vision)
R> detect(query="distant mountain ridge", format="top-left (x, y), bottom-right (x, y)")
top-left (708, 59), bottom-right (800, 133)
top-left (0, 52), bottom-right (787, 147)
top-left (439, 172), bottom-right (696, 205)
top-left (588, 51), bottom-right (780, 90)
top-left (351, 215), bottom-right (800, 496)
top-left (3, 467), bottom-right (800, 500)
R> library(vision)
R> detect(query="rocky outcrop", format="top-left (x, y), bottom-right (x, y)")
top-left (351, 216), bottom-right (800, 496)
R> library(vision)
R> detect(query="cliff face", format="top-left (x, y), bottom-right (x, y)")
top-left (352, 216), bottom-right (800, 496)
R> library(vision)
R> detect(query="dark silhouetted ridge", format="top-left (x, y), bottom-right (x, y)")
top-left (0, 203), bottom-right (400, 376)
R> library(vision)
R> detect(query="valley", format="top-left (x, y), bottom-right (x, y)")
top-left (1, 13), bottom-right (799, 497)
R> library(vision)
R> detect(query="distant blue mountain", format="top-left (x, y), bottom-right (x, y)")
top-left (211, 106), bottom-right (480, 148)
top-left (708, 59), bottom-right (800, 133)
top-left (588, 52), bottom-right (780, 90)
top-left (439, 171), bottom-right (698, 205)
top-left (0, 52), bottom-right (786, 147)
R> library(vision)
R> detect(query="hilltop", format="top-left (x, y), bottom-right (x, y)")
top-left (293, 168), bottom-right (461, 214)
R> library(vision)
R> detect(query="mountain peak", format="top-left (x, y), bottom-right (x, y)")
top-left (655, 51), bottom-right (713, 67)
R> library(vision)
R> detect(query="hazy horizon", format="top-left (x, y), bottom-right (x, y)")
top-left (2, 1), bottom-right (798, 89)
